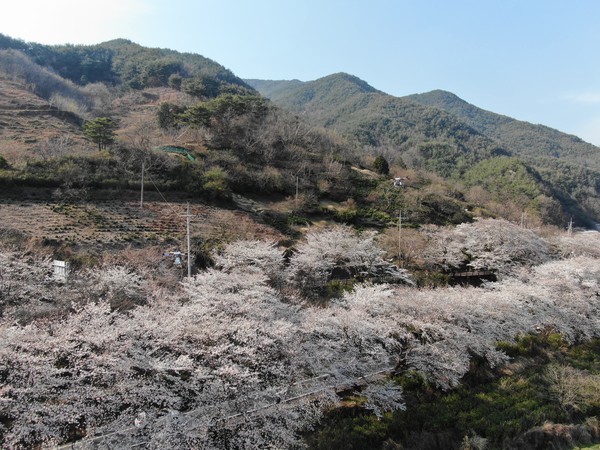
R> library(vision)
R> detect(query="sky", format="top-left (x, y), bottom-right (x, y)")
top-left (2, 0), bottom-right (600, 145)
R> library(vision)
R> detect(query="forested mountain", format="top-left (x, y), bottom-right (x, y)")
top-left (247, 73), bottom-right (508, 174)
top-left (405, 89), bottom-right (600, 170)
top-left (247, 74), bottom-right (600, 227)
top-left (0, 33), bottom-right (252, 95)
top-left (248, 77), bottom-right (600, 170)
top-left (0, 32), bottom-right (598, 228)
top-left (244, 78), bottom-right (304, 100)
top-left (1, 31), bottom-right (597, 228)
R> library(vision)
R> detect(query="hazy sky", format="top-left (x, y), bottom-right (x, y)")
top-left (2, 0), bottom-right (600, 145)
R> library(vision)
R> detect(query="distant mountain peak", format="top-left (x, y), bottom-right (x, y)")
top-left (98, 38), bottom-right (135, 46)
top-left (247, 72), bottom-right (381, 108)
top-left (315, 72), bottom-right (380, 94)
top-left (407, 89), bottom-right (470, 107)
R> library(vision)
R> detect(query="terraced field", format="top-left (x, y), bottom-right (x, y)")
top-left (0, 198), bottom-right (283, 249)
top-left (0, 77), bottom-right (88, 165)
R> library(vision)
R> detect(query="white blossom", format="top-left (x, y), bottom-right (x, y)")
top-left (423, 218), bottom-right (552, 275)
top-left (1, 229), bottom-right (599, 448)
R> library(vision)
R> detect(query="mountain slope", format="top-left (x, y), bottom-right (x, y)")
top-left (249, 73), bottom-right (508, 177)
top-left (1, 32), bottom-right (598, 227)
top-left (0, 75), bottom-right (87, 164)
top-left (249, 74), bottom-right (600, 226)
top-left (98, 39), bottom-right (251, 92)
top-left (244, 79), bottom-right (304, 100)
top-left (249, 76), bottom-right (600, 171)
top-left (0, 34), bottom-right (253, 96)
top-left (405, 90), bottom-right (600, 170)
top-left (249, 73), bottom-right (384, 127)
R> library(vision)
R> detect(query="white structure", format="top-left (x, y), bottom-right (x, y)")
top-left (53, 260), bottom-right (69, 282)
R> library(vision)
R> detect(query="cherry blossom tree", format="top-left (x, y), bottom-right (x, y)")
top-left (211, 239), bottom-right (285, 287)
top-left (551, 231), bottom-right (600, 259)
top-left (0, 251), bottom-right (71, 322)
top-left (1, 229), bottom-right (600, 448)
top-left (287, 225), bottom-right (413, 297)
top-left (422, 218), bottom-right (553, 275)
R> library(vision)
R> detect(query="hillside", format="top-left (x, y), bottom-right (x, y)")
top-left (0, 33), bottom-right (252, 96)
top-left (247, 73), bottom-right (507, 172)
top-left (405, 89), bottom-right (600, 170)
top-left (1, 35), bottom-right (600, 450)
top-left (0, 34), bottom-right (598, 230)
top-left (0, 76), bottom-right (87, 164)
top-left (243, 78), bottom-right (304, 100)
top-left (0, 40), bottom-right (490, 234)
top-left (247, 75), bottom-right (600, 168)
top-left (247, 74), bottom-right (600, 227)
top-left (248, 74), bottom-right (509, 149)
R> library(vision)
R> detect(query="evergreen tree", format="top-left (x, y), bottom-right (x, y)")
top-left (373, 155), bottom-right (390, 175)
top-left (83, 117), bottom-right (117, 151)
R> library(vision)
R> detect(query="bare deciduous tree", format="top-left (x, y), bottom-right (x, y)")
top-left (34, 135), bottom-right (74, 160)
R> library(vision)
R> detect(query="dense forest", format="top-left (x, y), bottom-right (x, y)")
top-left (0, 33), bottom-right (250, 95)
top-left (0, 34), bottom-right (600, 449)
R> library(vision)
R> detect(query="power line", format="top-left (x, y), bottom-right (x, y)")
top-left (144, 170), bottom-right (179, 216)
top-left (142, 170), bottom-right (202, 278)
top-left (140, 161), bottom-right (144, 209)
top-left (50, 364), bottom-right (396, 449)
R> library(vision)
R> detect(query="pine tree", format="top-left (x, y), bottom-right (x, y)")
top-left (83, 117), bottom-right (117, 151)
top-left (373, 155), bottom-right (390, 175)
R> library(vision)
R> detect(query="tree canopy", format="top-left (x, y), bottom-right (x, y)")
top-left (83, 117), bottom-right (117, 150)
top-left (373, 155), bottom-right (390, 175)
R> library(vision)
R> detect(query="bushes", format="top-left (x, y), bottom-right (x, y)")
top-left (3, 152), bottom-right (227, 198)
top-left (373, 155), bottom-right (390, 175)
top-left (308, 339), bottom-right (600, 450)
top-left (201, 167), bottom-right (229, 198)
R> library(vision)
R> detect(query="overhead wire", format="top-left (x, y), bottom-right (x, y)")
top-left (51, 364), bottom-right (396, 449)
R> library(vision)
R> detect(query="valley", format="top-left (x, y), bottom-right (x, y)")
top-left (0, 33), bottom-right (599, 450)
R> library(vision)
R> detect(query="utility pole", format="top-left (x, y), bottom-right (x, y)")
top-left (295, 176), bottom-right (299, 211)
top-left (397, 211), bottom-right (402, 260)
top-left (173, 203), bottom-right (201, 277)
top-left (140, 161), bottom-right (144, 208)
top-left (186, 202), bottom-right (191, 278)
top-left (520, 211), bottom-right (527, 228)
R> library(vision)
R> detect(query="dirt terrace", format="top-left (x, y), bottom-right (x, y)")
top-left (0, 77), bottom-right (89, 165)
top-left (0, 198), bottom-right (284, 250)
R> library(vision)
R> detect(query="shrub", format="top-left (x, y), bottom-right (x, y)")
top-left (0, 155), bottom-right (9, 169)
top-left (373, 155), bottom-right (390, 175)
top-left (202, 167), bottom-right (229, 198)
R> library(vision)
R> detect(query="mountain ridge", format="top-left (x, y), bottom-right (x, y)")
top-left (0, 33), bottom-right (253, 95)
top-left (248, 73), bottom-right (509, 169)
top-left (0, 33), bottom-right (598, 227)
top-left (247, 75), bottom-right (600, 163)
top-left (247, 74), bottom-right (600, 225)
top-left (405, 89), bottom-right (599, 167)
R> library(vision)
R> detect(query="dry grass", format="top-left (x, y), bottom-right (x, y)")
top-left (0, 198), bottom-right (284, 252)
top-left (0, 77), bottom-right (89, 166)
